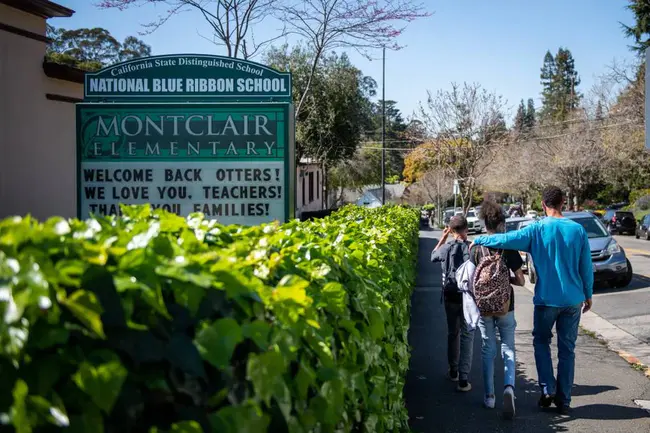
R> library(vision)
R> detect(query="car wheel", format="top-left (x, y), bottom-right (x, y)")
top-left (612, 259), bottom-right (633, 288)
top-left (636, 232), bottom-right (641, 239)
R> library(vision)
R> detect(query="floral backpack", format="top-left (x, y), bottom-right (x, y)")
top-left (472, 247), bottom-right (511, 316)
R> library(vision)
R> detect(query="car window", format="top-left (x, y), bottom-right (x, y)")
top-left (505, 221), bottom-right (520, 232)
top-left (616, 212), bottom-right (634, 218)
top-left (571, 217), bottom-right (608, 238)
top-left (467, 211), bottom-right (475, 218)
top-left (644, 215), bottom-right (650, 225)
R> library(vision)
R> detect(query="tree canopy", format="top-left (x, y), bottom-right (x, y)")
top-left (46, 25), bottom-right (151, 71)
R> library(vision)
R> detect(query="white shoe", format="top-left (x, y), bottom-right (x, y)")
top-left (503, 386), bottom-right (516, 419)
top-left (484, 395), bottom-right (496, 409)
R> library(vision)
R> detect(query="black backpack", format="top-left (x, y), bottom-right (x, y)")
top-left (443, 240), bottom-right (470, 296)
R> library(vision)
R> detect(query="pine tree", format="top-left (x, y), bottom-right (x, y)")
top-left (621, 0), bottom-right (650, 54)
top-left (540, 48), bottom-right (581, 122)
top-left (595, 100), bottom-right (604, 120)
top-left (514, 99), bottom-right (525, 131)
top-left (524, 98), bottom-right (536, 128)
top-left (540, 51), bottom-right (557, 120)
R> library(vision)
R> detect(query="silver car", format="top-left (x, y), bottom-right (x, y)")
top-left (528, 212), bottom-right (633, 288)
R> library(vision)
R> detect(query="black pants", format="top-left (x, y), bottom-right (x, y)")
top-left (444, 298), bottom-right (475, 381)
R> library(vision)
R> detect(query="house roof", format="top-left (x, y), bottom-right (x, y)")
top-left (43, 60), bottom-right (85, 84)
top-left (1, 0), bottom-right (74, 18)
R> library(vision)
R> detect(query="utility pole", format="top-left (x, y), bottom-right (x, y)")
top-left (381, 45), bottom-right (386, 205)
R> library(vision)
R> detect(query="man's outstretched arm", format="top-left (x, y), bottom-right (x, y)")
top-left (473, 225), bottom-right (535, 253)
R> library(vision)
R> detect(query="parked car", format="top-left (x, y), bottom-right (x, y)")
top-left (455, 210), bottom-right (483, 234)
top-left (528, 212), bottom-right (633, 288)
top-left (604, 210), bottom-right (637, 235)
top-left (504, 217), bottom-right (534, 272)
top-left (443, 208), bottom-right (456, 226)
top-left (636, 214), bottom-right (650, 240)
top-left (526, 210), bottom-right (539, 219)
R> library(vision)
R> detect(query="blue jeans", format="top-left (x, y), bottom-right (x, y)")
top-left (478, 311), bottom-right (516, 396)
top-left (533, 304), bottom-right (582, 406)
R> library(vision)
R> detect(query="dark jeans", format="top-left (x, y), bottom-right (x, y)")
top-left (533, 304), bottom-right (582, 406)
top-left (444, 299), bottom-right (475, 381)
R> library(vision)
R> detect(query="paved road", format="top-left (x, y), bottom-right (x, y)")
top-left (590, 234), bottom-right (650, 345)
top-left (406, 230), bottom-right (650, 432)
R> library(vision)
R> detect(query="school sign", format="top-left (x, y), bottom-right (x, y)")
top-left (77, 55), bottom-right (295, 225)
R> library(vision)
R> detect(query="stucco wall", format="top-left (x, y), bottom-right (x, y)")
top-left (0, 4), bottom-right (82, 220)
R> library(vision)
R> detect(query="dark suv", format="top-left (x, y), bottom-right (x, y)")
top-left (636, 214), bottom-right (650, 240)
top-left (603, 210), bottom-right (637, 235)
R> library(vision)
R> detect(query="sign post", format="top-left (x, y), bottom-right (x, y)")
top-left (76, 54), bottom-right (294, 225)
top-left (646, 48), bottom-right (649, 151)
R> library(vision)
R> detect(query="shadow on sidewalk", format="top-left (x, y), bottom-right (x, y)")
top-left (404, 232), bottom-right (649, 433)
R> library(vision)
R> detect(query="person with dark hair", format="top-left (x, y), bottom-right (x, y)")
top-left (431, 215), bottom-right (475, 392)
top-left (472, 186), bottom-right (593, 415)
top-left (470, 201), bottom-right (525, 418)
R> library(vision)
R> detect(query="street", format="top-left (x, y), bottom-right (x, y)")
top-left (590, 234), bottom-right (650, 345)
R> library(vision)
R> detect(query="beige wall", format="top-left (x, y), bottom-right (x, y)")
top-left (296, 163), bottom-right (324, 214)
top-left (0, 4), bottom-right (82, 220)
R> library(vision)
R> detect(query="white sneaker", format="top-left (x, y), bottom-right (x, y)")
top-left (484, 395), bottom-right (496, 409)
top-left (503, 386), bottom-right (516, 419)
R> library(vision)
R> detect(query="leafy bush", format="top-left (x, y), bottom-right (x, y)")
top-left (0, 205), bottom-right (418, 433)
top-left (630, 188), bottom-right (650, 206)
top-left (422, 204), bottom-right (434, 211)
top-left (637, 195), bottom-right (650, 211)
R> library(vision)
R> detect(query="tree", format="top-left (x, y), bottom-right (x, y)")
top-left (98, 0), bottom-right (282, 59)
top-left (364, 100), bottom-right (411, 179)
top-left (46, 25), bottom-right (151, 71)
top-left (265, 45), bottom-right (375, 164)
top-left (279, 0), bottom-right (429, 119)
top-left (514, 100), bottom-right (525, 132)
top-left (621, 0), bottom-right (650, 54)
top-left (595, 100), bottom-right (604, 120)
top-left (540, 48), bottom-right (581, 122)
top-left (417, 82), bottom-right (509, 213)
top-left (524, 98), bottom-right (536, 128)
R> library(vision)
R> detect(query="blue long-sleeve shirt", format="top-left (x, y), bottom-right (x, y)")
top-left (473, 217), bottom-right (593, 307)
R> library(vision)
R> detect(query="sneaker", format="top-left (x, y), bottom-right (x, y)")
top-left (457, 380), bottom-right (472, 392)
top-left (447, 369), bottom-right (459, 382)
top-left (538, 393), bottom-right (555, 408)
top-left (503, 386), bottom-right (516, 419)
top-left (556, 405), bottom-right (571, 415)
top-left (484, 394), bottom-right (496, 409)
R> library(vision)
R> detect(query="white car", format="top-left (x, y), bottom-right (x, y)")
top-left (456, 210), bottom-right (483, 234)
top-left (526, 210), bottom-right (539, 219)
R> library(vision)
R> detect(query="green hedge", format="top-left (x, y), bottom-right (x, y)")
top-left (0, 205), bottom-right (419, 433)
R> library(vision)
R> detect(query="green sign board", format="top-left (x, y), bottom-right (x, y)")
top-left (77, 55), bottom-right (295, 225)
top-left (84, 54), bottom-right (291, 102)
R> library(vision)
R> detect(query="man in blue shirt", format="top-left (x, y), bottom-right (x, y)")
top-left (472, 186), bottom-right (593, 414)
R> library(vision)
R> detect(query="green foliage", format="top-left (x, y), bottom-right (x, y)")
top-left (540, 48), bottom-right (581, 122)
top-left (386, 175), bottom-right (400, 184)
top-left (265, 45), bottom-right (375, 164)
top-left (630, 188), bottom-right (650, 205)
top-left (46, 25), bottom-right (151, 71)
top-left (621, 0), bottom-right (650, 54)
top-left (0, 204), bottom-right (418, 433)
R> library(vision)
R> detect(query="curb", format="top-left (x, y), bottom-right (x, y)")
top-left (521, 282), bottom-right (650, 378)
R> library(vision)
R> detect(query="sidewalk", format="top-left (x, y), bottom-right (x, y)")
top-left (405, 230), bottom-right (650, 433)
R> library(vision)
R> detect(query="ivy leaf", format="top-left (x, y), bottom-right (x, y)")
top-left (242, 320), bottom-right (270, 350)
top-left (72, 353), bottom-right (127, 414)
top-left (208, 404), bottom-right (270, 433)
top-left (194, 318), bottom-right (243, 369)
top-left (60, 290), bottom-right (105, 339)
top-left (247, 351), bottom-right (286, 405)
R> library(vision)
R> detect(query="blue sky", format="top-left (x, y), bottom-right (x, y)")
top-left (51, 0), bottom-right (637, 121)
